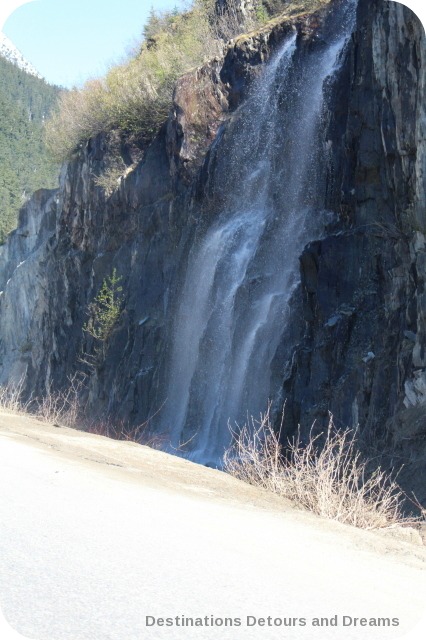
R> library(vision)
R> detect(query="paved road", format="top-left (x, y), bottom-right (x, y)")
top-left (0, 415), bottom-right (425, 640)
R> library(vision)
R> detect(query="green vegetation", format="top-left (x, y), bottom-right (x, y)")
top-left (45, 1), bottom-right (271, 163)
top-left (83, 269), bottom-right (124, 364)
top-left (0, 55), bottom-right (60, 242)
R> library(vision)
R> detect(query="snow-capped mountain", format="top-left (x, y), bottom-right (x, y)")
top-left (0, 32), bottom-right (42, 78)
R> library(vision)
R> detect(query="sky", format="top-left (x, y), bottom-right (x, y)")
top-left (0, 1), bottom-right (425, 89)
top-left (1, 0), bottom-right (186, 88)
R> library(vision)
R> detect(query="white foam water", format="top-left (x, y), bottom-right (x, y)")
top-left (161, 1), bottom-right (358, 465)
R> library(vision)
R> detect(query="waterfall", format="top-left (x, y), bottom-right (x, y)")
top-left (161, 1), bottom-right (357, 465)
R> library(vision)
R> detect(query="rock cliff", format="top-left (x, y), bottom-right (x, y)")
top-left (0, 0), bottom-right (425, 496)
top-left (283, 0), bottom-right (426, 500)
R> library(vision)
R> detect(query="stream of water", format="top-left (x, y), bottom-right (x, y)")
top-left (162, 1), bottom-right (358, 465)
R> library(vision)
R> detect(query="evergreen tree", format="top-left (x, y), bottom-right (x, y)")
top-left (0, 55), bottom-right (61, 243)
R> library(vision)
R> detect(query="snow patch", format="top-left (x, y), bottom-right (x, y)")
top-left (0, 32), bottom-right (42, 79)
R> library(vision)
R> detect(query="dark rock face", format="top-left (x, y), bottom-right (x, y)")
top-left (282, 0), bottom-right (426, 500)
top-left (0, 4), bottom-right (305, 424)
top-left (0, 1), bottom-right (425, 494)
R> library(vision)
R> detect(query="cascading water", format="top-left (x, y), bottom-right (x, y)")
top-left (161, 1), bottom-right (358, 465)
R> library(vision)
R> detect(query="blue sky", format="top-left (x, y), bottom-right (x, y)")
top-left (2, 0), bottom-right (185, 88)
top-left (2, 1), bottom-right (425, 88)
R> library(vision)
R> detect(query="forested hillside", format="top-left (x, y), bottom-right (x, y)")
top-left (0, 55), bottom-right (60, 243)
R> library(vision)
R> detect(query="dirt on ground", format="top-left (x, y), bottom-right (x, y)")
top-left (1, 409), bottom-right (425, 570)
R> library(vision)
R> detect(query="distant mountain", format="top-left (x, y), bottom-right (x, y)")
top-left (0, 47), bottom-right (61, 242)
top-left (0, 32), bottom-right (42, 79)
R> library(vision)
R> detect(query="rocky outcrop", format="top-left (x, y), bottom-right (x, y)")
top-left (282, 0), bottom-right (426, 500)
top-left (0, 1), bottom-right (322, 420)
top-left (0, 0), bottom-right (425, 497)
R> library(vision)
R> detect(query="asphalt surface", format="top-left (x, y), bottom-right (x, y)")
top-left (0, 412), bottom-right (425, 640)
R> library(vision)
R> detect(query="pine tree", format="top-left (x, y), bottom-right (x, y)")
top-left (0, 55), bottom-right (61, 243)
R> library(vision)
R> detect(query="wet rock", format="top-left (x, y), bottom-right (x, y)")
top-left (282, 0), bottom-right (426, 498)
top-left (0, 0), bottom-right (425, 495)
top-left (0, 3), bottom-right (327, 421)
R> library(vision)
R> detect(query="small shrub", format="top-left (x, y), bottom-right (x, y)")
top-left (0, 376), bottom-right (29, 414)
top-left (255, 1), bottom-right (270, 24)
top-left (83, 268), bottom-right (124, 366)
top-left (34, 373), bottom-right (85, 427)
top-left (87, 419), bottom-right (142, 441)
top-left (86, 401), bottom-right (168, 448)
top-left (44, 1), bottom-right (270, 161)
top-left (93, 163), bottom-right (127, 195)
top-left (224, 408), bottom-right (416, 530)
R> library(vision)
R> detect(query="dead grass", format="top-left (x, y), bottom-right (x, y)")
top-left (0, 373), bottom-right (87, 427)
top-left (0, 374), bottom-right (171, 452)
top-left (87, 421), bottom-right (167, 450)
top-left (34, 374), bottom-right (85, 427)
top-left (0, 376), bottom-right (29, 414)
top-left (87, 419), bottom-right (146, 442)
top-left (224, 408), bottom-right (419, 530)
top-left (86, 400), bottom-right (169, 450)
